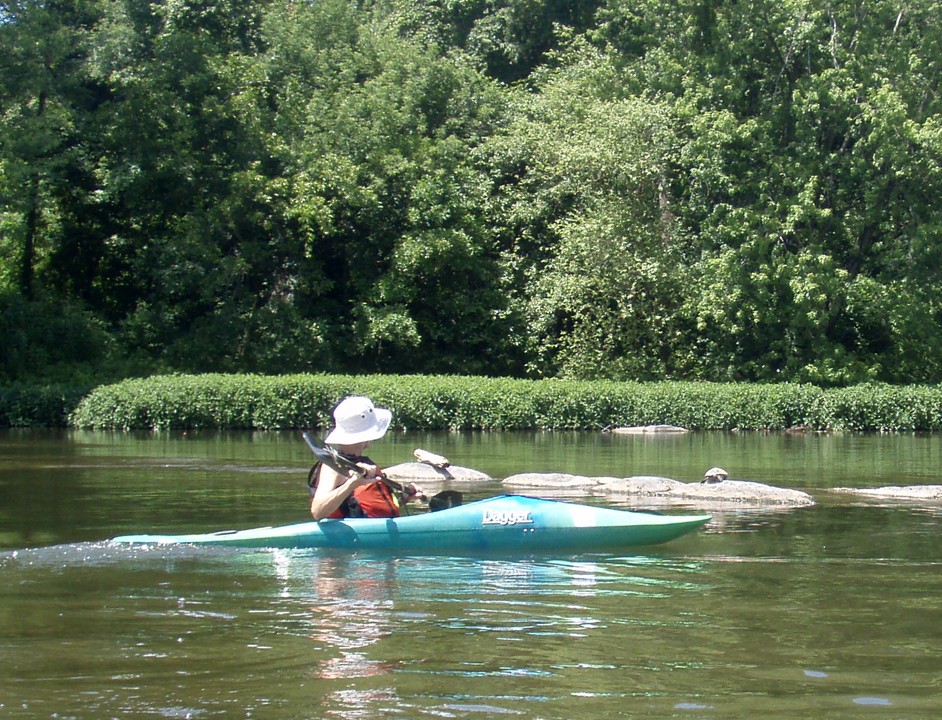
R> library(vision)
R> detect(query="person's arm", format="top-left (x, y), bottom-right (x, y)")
top-left (309, 462), bottom-right (375, 520)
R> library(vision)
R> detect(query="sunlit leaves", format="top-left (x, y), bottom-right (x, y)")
top-left (4, 0), bottom-right (942, 385)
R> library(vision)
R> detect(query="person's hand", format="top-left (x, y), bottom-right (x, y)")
top-left (404, 483), bottom-right (426, 502)
top-left (346, 462), bottom-right (378, 487)
top-left (353, 461), bottom-right (380, 479)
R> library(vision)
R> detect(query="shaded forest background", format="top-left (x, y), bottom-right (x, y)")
top-left (2, 0), bottom-right (942, 387)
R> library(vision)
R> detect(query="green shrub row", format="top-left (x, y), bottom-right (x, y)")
top-left (26, 373), bottom-right (942, 433)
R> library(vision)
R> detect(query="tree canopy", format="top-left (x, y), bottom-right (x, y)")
top-left (2, 0), bottom-right (942, 385)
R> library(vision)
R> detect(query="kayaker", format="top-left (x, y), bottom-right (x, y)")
top-left (309, 396), bottom-right (424, 520)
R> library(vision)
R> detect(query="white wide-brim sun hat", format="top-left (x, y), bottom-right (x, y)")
top-left (324, 396), bottom-right (392, 445)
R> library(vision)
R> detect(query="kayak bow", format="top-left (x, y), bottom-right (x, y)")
top-left (112, 495), bottom-right (710, 553)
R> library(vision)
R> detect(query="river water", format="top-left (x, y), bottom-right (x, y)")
top-left (1, 429), bottom-right (941, 718)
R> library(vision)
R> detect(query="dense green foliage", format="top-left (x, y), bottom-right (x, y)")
top-left (3, 1), bottom-right (942, 385)
top-left (0, 382), bottom-right (90, 427)
top-left (63, 373), bottom-right (942, 432)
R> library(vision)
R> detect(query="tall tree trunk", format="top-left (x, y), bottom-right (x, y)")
top-left (20, 88), bottom-right (49, 301)
top-left (20, 174), bottom-right (39, 301)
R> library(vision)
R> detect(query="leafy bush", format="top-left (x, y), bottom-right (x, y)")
top-left (813, 384), bottom-right (942, 432)
top-left (62, 372), bottom-right (942, 433)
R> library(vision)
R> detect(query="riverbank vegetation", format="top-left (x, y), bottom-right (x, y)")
top-left (3, 1), bottom-right (942, 388)
top-left (0, 373), bottom-right (934, 432)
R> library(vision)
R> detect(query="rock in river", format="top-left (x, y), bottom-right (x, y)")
top-left (607, 425), bottom-right (688, 434)
top-left (830, 485), bottom-right (942, 501)
top-left (385, 462), bottom-right (492, 484)
top-left (502, 473), bottom-right (814, 508)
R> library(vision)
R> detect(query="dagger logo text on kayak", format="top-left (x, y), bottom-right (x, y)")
top-left (481, 509), bottom-right (534, 526)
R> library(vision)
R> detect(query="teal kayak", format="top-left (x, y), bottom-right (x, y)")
top-left (111, 495), bottom-right (710, 553)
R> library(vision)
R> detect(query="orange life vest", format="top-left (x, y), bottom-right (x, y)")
top-left (346, 480), bottom-right (401, 518)
top-left (308, 456), bottom-right (402, 519)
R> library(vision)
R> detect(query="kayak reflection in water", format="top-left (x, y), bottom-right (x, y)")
top-left (309, 396), bottom-right (424, 521)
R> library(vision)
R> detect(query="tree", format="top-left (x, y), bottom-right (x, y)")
top-left (4, 0), bottom-right (942, 385)
top-left (261, 3), bottom-right (519, 373)
top-left (383, 0), bottom-right (605, 83)
top-left (480, 38), bottom-right (687, 379)
top-left (591, 0), bottom-right (942, 383)
top-left (0, 0), bottom-right (103, 300)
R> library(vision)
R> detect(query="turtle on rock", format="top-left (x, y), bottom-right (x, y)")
top-left (701, 467), bottom-right (728, 484)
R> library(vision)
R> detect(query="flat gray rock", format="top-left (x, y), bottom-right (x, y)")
top-left (831, 485), bottom-right (942, 500)
top-left (608, 425), bottom-right (688, 434)
top-left (385, 462), bottom-right (491, 484)
top-left (499, 472), bottom-right (601, 489)
top-left (503, 473), bottom-right (814, 507)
